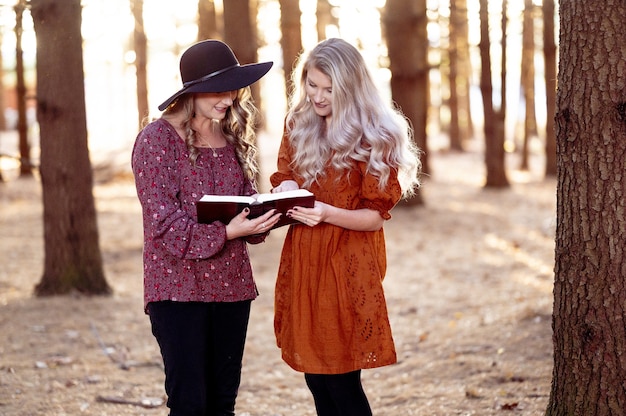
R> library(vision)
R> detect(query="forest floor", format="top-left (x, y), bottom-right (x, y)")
top-left (0, 141), bottom-right (556, 415)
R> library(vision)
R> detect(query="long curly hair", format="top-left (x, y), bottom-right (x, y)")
top-left (162, 88), bottom-right (260, 181)
top-left (285, 38), bottom-right (421, 197)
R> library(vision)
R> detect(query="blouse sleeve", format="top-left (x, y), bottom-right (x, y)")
top-left (132, 120), bottom-right (228, 260)
top-left (357, 163), bottom-right (402, 220)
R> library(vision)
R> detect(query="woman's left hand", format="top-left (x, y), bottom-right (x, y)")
top-left (287, 201), bottom-right (327, 227)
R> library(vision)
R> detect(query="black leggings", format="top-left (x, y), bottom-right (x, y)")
top-left (148, 300), bottom-right (251, 416)
top-left (304, 370), bottom-right (373, 416)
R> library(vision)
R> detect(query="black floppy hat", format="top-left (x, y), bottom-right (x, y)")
top-left (158, 40), bottom-right (273, 111)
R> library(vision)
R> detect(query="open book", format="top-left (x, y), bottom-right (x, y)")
top-left (196, 189), bottom-right (315, 230)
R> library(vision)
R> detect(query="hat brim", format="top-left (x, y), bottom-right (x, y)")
top-left (158, 61), bottom-right (273, 111)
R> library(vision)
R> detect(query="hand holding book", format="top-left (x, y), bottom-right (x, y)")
top-left (197, 189), bottom-right (315, 230)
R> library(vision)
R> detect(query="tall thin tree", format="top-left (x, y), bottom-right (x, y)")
top-left (15, 0), bottom-right (31, 177)
top-left (448, 0), bottom-right (472, 151)
top-left (547, 0), bottom-right (626, 414)
top-left (197, 0), bottom-right (219, 41)
top-left (478, 0), bottom-right (509, 187)
top-left (382, 0), bottom-right (429, 206)
top-left (0, 29), bottom-right (6, 132)
top-left (131, 0), bottom-right (148, 129)
top-left (222, 0), bottom-right (263, 116)
top-left (30, 0), bottom-right (110, 295)
top-left (543, 0), bottom-right (557, 177)
top-left (316, 0), bottom-right (337, 42)
top-left (279, 0), bottom-right (302, 98)
top-left (519, 0), bottom-right (537, 171)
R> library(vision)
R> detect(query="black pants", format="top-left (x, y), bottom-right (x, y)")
top-left (304, 370), bottom-right (373, 416)
top-left (148, 300), bottom-right (252, 416)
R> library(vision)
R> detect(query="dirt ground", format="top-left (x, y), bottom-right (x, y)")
top-left (0, 144), bottom-right (556, 415)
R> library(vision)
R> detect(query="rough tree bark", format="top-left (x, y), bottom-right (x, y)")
top-left (543, 0), bottom-right (557, 177)
top-left (547, 0), bottom-right (626, 414)
top-left (31, 0), bottom-right (110, 295)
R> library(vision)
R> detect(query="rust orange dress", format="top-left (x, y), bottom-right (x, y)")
top-left (270, 133), bottom-right (401, 374)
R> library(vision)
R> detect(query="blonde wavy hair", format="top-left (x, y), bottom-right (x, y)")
top-left (162, 88), bottom-right (260, 181)
top-left (285, 38), bottom-right (421, 197)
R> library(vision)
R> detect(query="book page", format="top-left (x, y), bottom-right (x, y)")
top-left (256, 189), bottom-right (314, 203)
top-left (199, 194), bottom-right (256, 203)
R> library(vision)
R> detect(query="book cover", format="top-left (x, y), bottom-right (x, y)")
top-left (196, 189), bottom-right (315, 229)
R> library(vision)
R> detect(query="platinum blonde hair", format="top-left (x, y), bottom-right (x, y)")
top-left (286, 38), bottom-right (421, 196)
top-left (162, 88), bottom-right (260, 181)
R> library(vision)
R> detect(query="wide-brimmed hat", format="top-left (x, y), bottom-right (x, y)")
top-left (158, 40), bottom-right (273, 111)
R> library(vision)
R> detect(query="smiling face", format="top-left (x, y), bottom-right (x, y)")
top-left (193, 90), bottom-right (238, 120)
top-left (305, 67), bottom-right (333, 120)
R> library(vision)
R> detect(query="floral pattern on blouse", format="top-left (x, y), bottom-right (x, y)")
top-left (132, 118), bottom-right (262, 312)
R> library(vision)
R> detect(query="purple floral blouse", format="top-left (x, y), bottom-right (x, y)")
top-left (131, 118), bottom-right (263, 312)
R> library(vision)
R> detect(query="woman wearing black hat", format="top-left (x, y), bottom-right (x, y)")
top-left (132, 40), bottom-right (279, 416)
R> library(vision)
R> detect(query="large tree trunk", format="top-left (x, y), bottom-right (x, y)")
top-left (543, 0), bottom-right (557, 177)
top-left (382, 0), bottom-right (428, 206)
top-left (547, 0), bottom-right (626, 414)
top-left (479, 0), bottom-right (509, 188)
top-left (279, 0), bottom-right (302, 98)
top-left (131, 0), bottom-right (148, 129)
top-left (31, 0), bottom-right (110, 296)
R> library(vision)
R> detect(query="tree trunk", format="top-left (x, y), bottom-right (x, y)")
top-left (456, 0), bottom-right (473, 141)
top-left (519, 0), bottom-right (537, 171)
top-left (316, 0), bottom-right (336, 42)
top-left (479, 0), bottom-right (509, 188)
top-left (548, 0), bottom-right (626, 414)
top-left (15, 1), bottom-right (32, 177)
top-left (543, 0), bottom-right (557, 177)
top-left (279, 0), bottom-right (302, 97)
top-left (0, 30), bottom-right (6, 132)
top-left (197, 0), bottom-right (219, 41)
top-left (223, 0), bottom-right (263, 121)
top-left (382, 0), bottom-right (429, 206)
top-left (31, 0), bottom-right (110, 296)
top-left (131, 0), bottom-right (149, 129)
top-left (448, 0), bottom-right (463, 151)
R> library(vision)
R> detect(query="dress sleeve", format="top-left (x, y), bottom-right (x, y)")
top-left (270, 127), bottom-right (296, 188)
top-left (132, 121), bottom-right (228, 260)
top-left (357, 163), bottom-right (402, 220)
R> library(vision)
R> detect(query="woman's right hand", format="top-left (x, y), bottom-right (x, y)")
top-left (271, 180), bottom-right (299, 193)
top-left (225, 208), bottom-right (281, 240)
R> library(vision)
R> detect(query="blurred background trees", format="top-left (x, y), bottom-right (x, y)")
top-left (0, 0), bottom-right (559, 187)
top-left (0, 1), bottom-right (559, 299)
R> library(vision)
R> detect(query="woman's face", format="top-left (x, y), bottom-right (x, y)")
top-left (305, 67), bottom-right (333, 119)
top-left (193, 90), bottom-right (237, 120)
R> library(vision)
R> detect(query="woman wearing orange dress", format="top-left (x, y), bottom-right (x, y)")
top-left (270, 38), bottom-right (422, 415)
